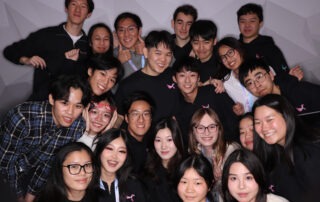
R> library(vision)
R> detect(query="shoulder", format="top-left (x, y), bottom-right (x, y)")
top-left (258, 35), bottom-right (275, 44)
top-left (266, 193), bottom-right (289, 202)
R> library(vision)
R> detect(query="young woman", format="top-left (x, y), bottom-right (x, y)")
top-left (221, 149), bottom-right (288, 202)
top-left (78, 94), bottom-right (117, 150)
top-left (94, 128), bottom-right (146, 202)
top-left (142, 117), bottom-right (185, 202)
top-left (88, 23), bottom-right (113, 56)
top-left (252, 94), bottom-right (320, 202)
top-left (189, 108), bottom-right (240, 200)
top-left (238, 112), bottom-right (254, 150)
top-left (176, 154), bottom-right (214, 202)
top-left (36, 142), bottom-right (98, 202)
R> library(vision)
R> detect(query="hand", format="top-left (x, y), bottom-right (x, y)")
top-left (289, 65), bottom-right (303, 81)
top-left (134, 35), bottom-right (145, 55)
top-left (102, 110), bottom-right (118, 133)
top-left (233, 102), bottom-right (245, 116)
top-left (117, 45), bottom-right (131, 64)
top-left (20, 56), bottom-right (46, 69)
top-left (65, 49), bottom-right (80, 61)
top-left (213, 156), bottom-right (223, 180)
top-left (210, 78), bottom-right (225, 93)
top-left (113, 31), bottom-right (119, 48)
top-left (189, 49), bottom-right (196, 58)
top-left (24, 193), bottom-right (36, 202)
top-left (82, 105), bottom-right (90, 133)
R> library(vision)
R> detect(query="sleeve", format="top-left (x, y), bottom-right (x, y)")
top-left (264, 43), bottom-right (290, 79)
top-left (27, 159), bottom-right (52, 195)
top-left (3, 30), bottom-right (44, 65)
top-left (0, 109), bottom-right (29, 196)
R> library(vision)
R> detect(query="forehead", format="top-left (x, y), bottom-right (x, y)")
top-left (199, 113), bottom-right (215, 124)
top-left (64, 150), bottom-right (91, 163)
top-left (92, 27), bottom-right (110, 35)
top-left (175, 12), bottom-right (194, 22)
top-left (176, 68), bottom-right (198, 74)
top-left (129, 100), bottom-right (151, 111)
top-left (218, 45), bottom-right (232, 54)
top-left (183, 168), bottom-right (203, 179)
top-left (245, 68), bottom-right (265, 78)
top-left (192, 36), bottom-right (213, 42)
top-left (92, 68), bottom-right (118, 76)
top-left (156, 128), bottom-right (172, 138)
top-left (149, 43), bottom-right (172, 52)
top-left (69, 0), bottom-right (88, 6)
top-left (109, 136), bottom-right (126, 147)
top-left (229, 162), bottom-right (250, 173)
top-left (117, 18), bottom-right (137, 27)
top-left (239, 13), bottom-right (259, 20)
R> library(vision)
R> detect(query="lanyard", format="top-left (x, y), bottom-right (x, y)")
top-left (99, 178), bottom-right (119, 202)
top-left (128, 55), bottom-right (145, 71)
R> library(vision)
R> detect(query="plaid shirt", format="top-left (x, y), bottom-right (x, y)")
top-left (0, 101), bottom-right (85, 196)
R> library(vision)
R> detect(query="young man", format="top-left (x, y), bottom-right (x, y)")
top-left (3, 0), bottom-right (94, 101)
top-left (123, 92), bottom-right (154, 174)
top-left (237, 3), bottom-right (302, 80)
top-left (115, 30), bottom-right (178, 122)
top-left (113, 12), bottom-right (145, 79)
top-left (189, 20), bottom-right (219, 83)
top-left (171, 4), bottom-right (198, 63)
top-left (239, 58), bottom-right (320, 127)
top-left (0, 75), bottom-right (90, 201)
top-left (173, 57), bottom-right (239, 143)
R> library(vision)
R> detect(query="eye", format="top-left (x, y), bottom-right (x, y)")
top-left (154, 138), bottom-right (161, 143)
top-left (69, 164), bottom-right (80, 169)
top-left (85, 163), bottom-right (92, 169)
top-left (254, 120), bottom-right (261, 126)
top-left (245, 80), bottom-right (253, 87)
top-left (76, 104), bottom-right (83, 109)
top-left (239, 130), bottom-right (245, 136)
top-left (105, 146), bottom-right (113, 151)
top-left (179, 180), bottom-right (187, 184)
top-left (99, 71), bottom-right (106, 76)
top-left (167, 138), bottom-right (173, 142)
top-left (229, 176), bottom-right (237, 181)
top-left (90, 109), bottom-right (98, 114)
top-left (246, 175), bottom-right (254, 180)
top-left (166, 52), bottom-right (173, 57)
top-left (103, 113), bottom-right (111, 119)
top-left (119, 149), bottom-right (127, 154)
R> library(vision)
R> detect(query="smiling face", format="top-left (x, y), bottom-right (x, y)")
top-left (116, 18), bottom-right (140, 50)
top-left (228, 162), bottom-right (259, 202)
top-left (243, 68), bottom-right (275, 97)
top-left (88, 68), bottom-right (118, 96)
top-left (100, 136), bottom-right (127, 176)
top-left (49, 87), bottom-right (84, 127)
top-left (238, 13), bottom-right (262, 43)
top-left (88, 101), bottom-right (113, 135)
top-left (178, 168), bottom-right (208, 202)
top-left (90, 27), bottom-right (111, 54)
top-left (193, 114), bottom-right (219, 149)
top-left (239, 117), bottom-right (254, 150)
top-left (63, 150), bottom-right (93, 199)
top-left (191, 36), bottom-right (215, 63)
top-left (65, 0), bottom-right (91, 26)
top-left (154, 128), bottom-right (178, 168)
top-left (218, 45), bottom-right (243, 72)
top-left (172, 13), bottom-right (194, 42)
top-left (143, 43), bottom-right (173, 76)
top-left (173, 69), bottom-right (199, 96)
top-left (254, 105), bottom-right (287, 146)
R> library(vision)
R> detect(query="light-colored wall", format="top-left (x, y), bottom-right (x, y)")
top-left (1, 0), bottom-right (320, 117)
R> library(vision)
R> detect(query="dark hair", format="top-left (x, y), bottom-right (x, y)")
top-left (87, 54), bottom-right (124, 84)
top-left (175, 155), bottom-right (214, 201)
top-left (222, 149), bottom-right (267, 202)
top-left (65, 0), bottom-right (94, 13)
top-left (87, 23), bottom-right (113, 57)
top-left (89, 93), bottom-right (116, 111)
top-left (94, 128), bottom-right (133, 201)
top-left (173, 4), bottom-right (198, 21)
top-left (238, 58), bottom-right (270, 86)
top-left (189, 20), bottom-right (217, 41)
top-left (114, 12), bottom-right (143, 30)
top-left (214, 37), bottom-right (246, 80)
top-left (172, 56), bottom-right (200, 75)
top-left (144, 30), bottom-right (174, 51)
top-left (144, 117), bottom-right (185, 182)
top-left (37, 142), bottom-right (97, 202)
top-left (237, 3), bottom-right (263, 22)
top-left (49, 74), bottom-right (91, 106)
top-left (122, 91), bottom-right (155, 116)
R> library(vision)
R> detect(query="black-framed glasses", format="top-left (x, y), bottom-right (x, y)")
top-left (63, 163), bottom-right (94, 175)
top-left (128, 111), bottom-right (152, 120)
top-left (220, 48), bottom-right (235, 63)
top-left (117, 26), bottom-right (138, 35)
top-left (194, 124), bottom-right (218, 134)
top-left (244, 72), bottom-right (268, 90)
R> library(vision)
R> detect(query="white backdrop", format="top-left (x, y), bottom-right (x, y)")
top-left (1, 0), bottom-right (320, 117)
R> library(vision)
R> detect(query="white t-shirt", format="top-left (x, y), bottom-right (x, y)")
top-left (77, 131), bottom-right (97, 151)
top-left (267, 193), bottom-right (289, 202)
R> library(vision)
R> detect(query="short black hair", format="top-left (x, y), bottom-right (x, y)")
top-left (172, 56), bottom-right (200, 75)
top-left (87, 54), bottom-right (124, 84)
top-left (238, 58), bottom-right (270, 86)
top-left (87, 23), bottom-right (113, 57)
top-left (114, 12), bottom-right (143, 30)
top-left (173, 4), bottom-right (198, 21)
top-left (64, 0), bottom-right (94, 13)
top-left (122, 91), bottom-right (155, 116)
top-left (189, 20), bottom-right (217, 41)
top-left (49, 75), bottom-right (91, 106)
top-left (237, 3), bottom-right (263, 22)
top-left (144, 30), bottom-right (174, 51)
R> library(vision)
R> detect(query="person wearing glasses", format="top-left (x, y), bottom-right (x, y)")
top-left (172, 57), bottom-right (239, 143)
top-left (113, 12), bottom-right (145, 79)
top-left (94, 129), bottom-right (147, 202)
top-left (36, 142), bottom-right (98, 202)
top-left (122, 92), bottom-right (154, 175)
top-left (188, 107), bottom-right (240, 201)
top-left (239, 58), bottom-right (320, 128)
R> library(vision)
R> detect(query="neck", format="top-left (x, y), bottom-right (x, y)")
top-left (141, 65), bottom-right (161, 76)
top-left (200, 54), bottom-right (212, 63)
top-left (101, 169), bottom-right (116, 189)
top-left (67, 189), bottom-right (85, 201)
top-left (182, 88), bottom-right (198, 103)
top-left (242, 35), bottom-right (258, 44)
top-left (65, 22), bottom-right (83, 36)
top-left (233, 69), bottom-right (239, 78)
top-left (162, 159), bottom-right (169, 169)
top-left (272, 84), bottom-right (281, 95)
top-left (175, 37), bottom-right (190, 47)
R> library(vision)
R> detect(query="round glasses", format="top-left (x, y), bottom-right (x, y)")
top-left (220, 48), bottom-right (235, 63)
top-left (63, 163), bottom-right (94, 175)
top-left (244, 72), bottom-right (268, 90)
top-left (128, 111), bottom-right (152, 120)
top-left (194, 124), bottom-right (218, 134)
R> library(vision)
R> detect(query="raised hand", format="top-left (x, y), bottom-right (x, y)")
top-left (117, 44), bottom-right (131, 63)
top-left (134, 35), bottom-right (145, 55)
top-left (20, 56), bottom-right (46, 69)
top-left (113, 31), bottom-right (119, 48)
top-left (232, 102), bottom-right (245, 116)
top-left (65, 48), bottom-right (80, 61)
top-left (289, 65), bottom-right (304, 81)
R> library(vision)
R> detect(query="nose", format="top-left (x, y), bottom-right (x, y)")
top-left (161, 141), bottom-right (167, 149)
top-left (239, 178), bottom-right (245, 189)
top-left (66, 105), bottom-right (74, 115)
top-left (185, 75), bottom-right (191, 83)
top-left (137, 114), bottom-right (144, 122)
top-left (186, 182), bottom-right (194, 193)
top-left (182, 23), bottom-right (187, 31)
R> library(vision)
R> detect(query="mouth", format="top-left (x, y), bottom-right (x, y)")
top-left (63, 116), bottom-right (73, 124)
top-left (237, 193), bottom-right (248, 198)
top-left (91, 121), bottom-right (103, 128)
top-left (76, 178), bottom-right (88, 184)
top-left (97, 83), bottom-right (107, 91)
top-left (107, 160), bottom-right (119, 167)
top-left (161, 151), bottom-right (169, 155)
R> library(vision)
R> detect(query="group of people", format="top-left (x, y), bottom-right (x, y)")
top-left (1, 0), bottom-right (320, 202)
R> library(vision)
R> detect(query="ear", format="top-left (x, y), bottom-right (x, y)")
top-left (171, 19), bottom-right (175, 29)
top-left (124, 114), bottom-right (129, 123)
top-left (213, 38), bottom-right (217, 46)
top-left (172, 75), bottom-right (177, 83)
top-left (86, 12), bottom-right (92, 19)
top-left (259, 21), bottom-right (264, 29)
top-left (143, 47), bottom-right (148, 58)
top-left (138, 28), bottom-right (142, 37)
top-left (269, 70), bottom-right (275, 81)
top-left (88, 68), bottom-right (93, 77)
top-left (49, 94), bottom-right (54, 106)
